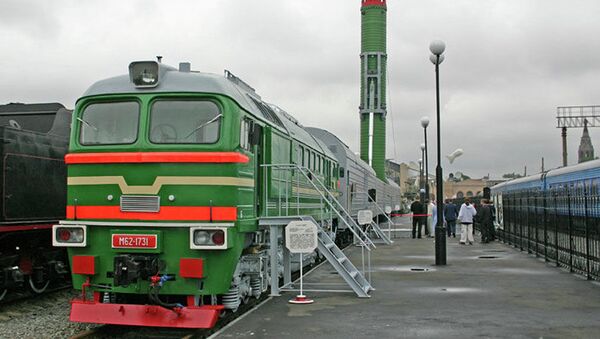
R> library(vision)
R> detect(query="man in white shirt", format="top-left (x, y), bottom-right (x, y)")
top-left (458, 198), bottom-right (477, 245)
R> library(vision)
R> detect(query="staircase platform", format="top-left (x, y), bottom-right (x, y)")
top-left (212, 216), bottom-right (600, 338)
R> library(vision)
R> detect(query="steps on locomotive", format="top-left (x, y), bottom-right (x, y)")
top-left (259, 216), bottom-right (373, 298)
top-left (368, 221), bottom-right (393, 245)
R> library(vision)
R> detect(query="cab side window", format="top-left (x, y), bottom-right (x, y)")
top-left (240, 118), bottom-right (253, 151)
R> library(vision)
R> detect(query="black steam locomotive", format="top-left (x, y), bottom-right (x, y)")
top-left (0, 103), bottom-right (70, 300)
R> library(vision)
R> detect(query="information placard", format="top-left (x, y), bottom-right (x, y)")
top-left (357, 210), bottom-right (373, 225)
top-left (285, 221), bottom-right (318, 253)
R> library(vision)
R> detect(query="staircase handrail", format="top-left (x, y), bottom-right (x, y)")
top-left (261, 163), bottom-right (375, 249)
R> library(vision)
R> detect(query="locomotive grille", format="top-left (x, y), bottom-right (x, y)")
top-left (120, 195), bottom-right (160, 212)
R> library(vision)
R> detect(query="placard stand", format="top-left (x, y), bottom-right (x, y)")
top-left (288, 253), bottom-right (314, 304)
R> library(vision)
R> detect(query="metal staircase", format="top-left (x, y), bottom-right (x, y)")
top-left (369, 220), bottom-right (393, 245)
top-left (260, 215), bottom-right (373, 298)
top-left (262, 164), bottom-right (376, 249)
top-left (259, 164), bottom-right (376, 298)
top-left (353, 191), bottom-right (396, 245)
top-left (310, 217), bottom-right (373, 298)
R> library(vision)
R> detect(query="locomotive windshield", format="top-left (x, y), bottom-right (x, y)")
top-left (149, 100), bottom-right (221, 144)
top-left (79, 101), bottom-right (139, 145)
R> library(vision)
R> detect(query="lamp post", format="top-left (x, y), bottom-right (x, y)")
top-left (421, 117), bottom-right (430, 201)
top-left (430, 39), bottom-right (446, 265)
top-left (418, 157), bottom-right (424, 202)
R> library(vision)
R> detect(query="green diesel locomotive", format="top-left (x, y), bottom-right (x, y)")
top-left (54, 60), bottom-right (345, 328)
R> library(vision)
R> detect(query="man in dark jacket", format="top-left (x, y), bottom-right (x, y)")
top-left (444, 199), bottom-right (459, 237)
top-left (410, 199), bottom-right (424, 239)
top-left (479, 199), bottom-right (494, 243)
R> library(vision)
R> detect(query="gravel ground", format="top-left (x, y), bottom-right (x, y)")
top-left (0, 289), bottom-right (99, 339)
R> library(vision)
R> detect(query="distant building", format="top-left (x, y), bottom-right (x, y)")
top-left (386, 160), bottom-right (421, 206)
top-left (578, 120), bottom-right (595, 163)
top-left (443, 177), bottom-right (506, 199)
top-left (385, 159), bottom-right (401, 186)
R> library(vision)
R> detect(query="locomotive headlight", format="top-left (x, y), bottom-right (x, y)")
top-left (52, 225), bottom-right (87, 247)
top-left (190, 227), bottom-right (228, 250)
top-left (129, 61), bottom-right (159, 88)
top-left (193, 231), bottom-right (210, 245)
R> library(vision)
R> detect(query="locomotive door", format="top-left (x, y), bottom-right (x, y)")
top-left (253, 123), bottom-right (265, 216)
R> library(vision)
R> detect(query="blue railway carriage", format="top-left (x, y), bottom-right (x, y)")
top-left (491, 159), bottom-right (600, 279)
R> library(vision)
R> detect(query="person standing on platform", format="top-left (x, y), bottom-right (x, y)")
top-left (488, 200), bottom-right (497, 241)
top-left (424, 200), bottom-right (431, 237)
top-left (479, 199), bottom-right (494, 243)
top-left (429, 200), bottom-right (437, 238)
top-left (410, 199), bottom-right (424, 239)
top-left (444, 199), bottom-right (459, 238)
top-left (458, 198), bottom-right (477, 245)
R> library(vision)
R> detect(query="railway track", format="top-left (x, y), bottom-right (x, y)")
top-left (0, 281), bottom-right (71, 306)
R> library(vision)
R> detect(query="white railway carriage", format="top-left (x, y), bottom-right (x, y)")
top-left (306, 128), bottom-right (400, 228)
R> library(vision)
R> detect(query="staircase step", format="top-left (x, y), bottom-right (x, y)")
top-left (325, 242), bottom-right (335, 249)
top-left (337, 257), bottom-right (347, 264)
top-left (350, 271), bottom-right (358, 279)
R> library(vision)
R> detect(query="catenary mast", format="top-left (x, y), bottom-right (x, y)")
top-left (359, 0), bottom-right (387, 180)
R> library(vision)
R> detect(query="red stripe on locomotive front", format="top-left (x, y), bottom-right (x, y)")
top-left (66, 206), bottom-right (237, 221)
top-left (64, 152), bottom-right (249, 164)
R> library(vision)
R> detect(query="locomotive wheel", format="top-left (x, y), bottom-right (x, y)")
top-left (28, 276), bottom-right (50, 294)
top-left (0, 289), bottom-right (7, 301)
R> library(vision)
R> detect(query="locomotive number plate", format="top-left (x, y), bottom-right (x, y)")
top-left (112, 234), bottom-right (157, 249)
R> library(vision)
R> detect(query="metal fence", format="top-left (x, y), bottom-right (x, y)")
top-left (497, 187), bottom-right (600, 281)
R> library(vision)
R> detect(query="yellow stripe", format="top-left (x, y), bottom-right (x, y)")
top-left (68, 176), bottom-right (254, 194)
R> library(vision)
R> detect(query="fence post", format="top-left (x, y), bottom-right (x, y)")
top-left (584, 181), bottom-right (591, 280)
top-left (567, 187), bottom-right (573, 273)
top-left (511, 193), bottom-right (517, 247)
top-left (554, 191), bottom-right (560, 267)
top-left (543, 189), bottom-right (548, 262)
top-left (519, 193), bottom-right (524, 251)
top-left (535, 190), bottom-right (539, 257)
top-left (525, 190), bottom-right (531, 253)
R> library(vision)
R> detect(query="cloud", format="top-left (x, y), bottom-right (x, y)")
top-left (2, 0), bottom-right (600, 179)
top-left (0, 0), bottom-right (61, 38)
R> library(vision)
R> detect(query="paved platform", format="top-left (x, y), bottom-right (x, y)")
top-left (215, 217), bottom-right (600, 338)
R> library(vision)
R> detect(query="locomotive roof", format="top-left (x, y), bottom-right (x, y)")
top-left (82, 68), bottom-right (269, 124)
top-left (307, 127), bottom-right (377, 176)
top-left (81, 61), bottom-right (336, 159)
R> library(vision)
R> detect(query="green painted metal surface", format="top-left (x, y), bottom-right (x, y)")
top-left (359, 3), bottom-right (387, 181)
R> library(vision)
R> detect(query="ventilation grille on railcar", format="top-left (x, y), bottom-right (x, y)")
top-left (120, 195), bottom-right (160, 212)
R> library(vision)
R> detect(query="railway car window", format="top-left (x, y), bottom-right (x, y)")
top-left (150, 100), bottom-right (221, 144)
top-left (79, 101), bottom-right (139, 145)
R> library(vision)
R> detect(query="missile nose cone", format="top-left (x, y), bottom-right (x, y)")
top-left (361, 0), bottom-right (386, 8)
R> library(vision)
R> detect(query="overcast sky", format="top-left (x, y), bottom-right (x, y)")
top-left (1, 0), bottom-right (599, 178)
